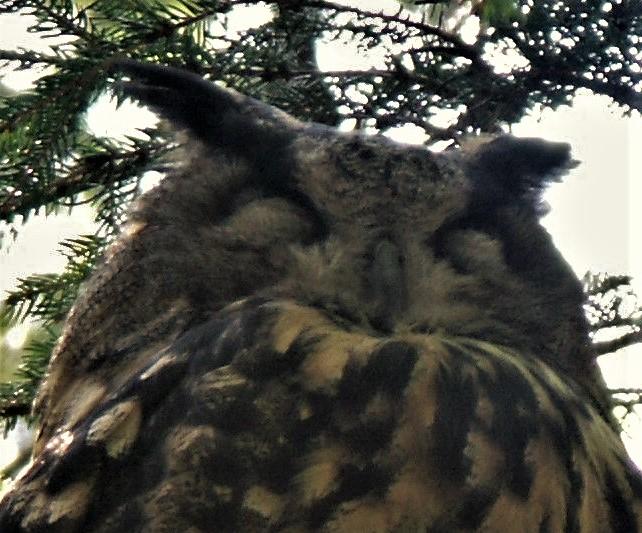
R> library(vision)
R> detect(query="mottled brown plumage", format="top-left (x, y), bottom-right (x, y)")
top-left (1, 61), bottom-right (640, 532)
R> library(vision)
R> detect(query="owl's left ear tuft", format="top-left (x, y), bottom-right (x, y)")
top-left (464, 135), bottom-right (579, 210)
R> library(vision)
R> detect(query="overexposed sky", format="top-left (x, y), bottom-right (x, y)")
top-left (1, 2), bottom-right (641, 462)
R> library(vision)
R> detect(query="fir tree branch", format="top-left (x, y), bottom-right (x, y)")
top-left (30, 0), bottom-right (101, 45)
top-left (0, 391), bottom-right (30, 419)
top-left (526, 67), bottom-right (642, 113)
top-left (0, 49), bottom-right (64, 66)
top-left (0, 143), bottom-right (164, 222)
top-left (294, 0), bottom-right (489, 69)
top-left (584, 274), bottom-right (633, 296)
top-left (0, 327), bottom-right (58, 430)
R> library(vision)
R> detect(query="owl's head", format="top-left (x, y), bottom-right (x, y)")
top-left (111, 60), bottom-right (603, 414)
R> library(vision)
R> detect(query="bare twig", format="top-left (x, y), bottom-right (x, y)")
top-left (594, 330), bottom-right (642, 356)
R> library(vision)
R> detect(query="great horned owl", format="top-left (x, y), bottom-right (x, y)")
top-left (1, 60), bottom-right (640, 532)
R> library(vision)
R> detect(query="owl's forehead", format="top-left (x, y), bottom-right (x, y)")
top-left (290, 129), bottom-right (472, 234)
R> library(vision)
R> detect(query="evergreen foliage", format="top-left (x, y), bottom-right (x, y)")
top-left (0, 0), bottom-right (641, 432)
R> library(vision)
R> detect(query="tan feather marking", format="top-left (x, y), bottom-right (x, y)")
top-left (377, 340), bottom-right (457, 525)
top-left (23, 480), bottom-right (93, 528)
top-left (477, 492), bottom-right (537, 532)
top-left (49, 481), bottom-right (94, 523)
top-left (295, 444), bottom-right (346, 505)
top-left (523, 435), bottom-right (570, 530)
top-left (481, 427), bottom-right (612, 532)
top-left (142, 477), bottom-right (193, 529)
top-left (139, 353), bottom-right (178, 381)
top-left (581, 421), bottom-right (636, 527)
top-left (324, 498), bottom-right (395, 532)
top-left (143, 475), bottom-right (233, 531)
top-left (86, 400), bottom-right (142, 458)
top-left (385, 473), bottom-right (443, 528)
top-left (243, 485), bottom-right (285, 522)
top-left (297, 399), bottom-right (313, 421)
top-left (270, 303), bottom-right (332, 353)
top-left (576, 456), bottom-right (612, 532)
top-left (211, 484), bottom-right (234, 503)
top-left (194, 366), bottom-right (248, 395)
top-left (51, 378), bottom-right (106, 437)
top-left (576, 413), bottom-right (640, 529)
top-left (165, 425), bottom-right (217, 472)
top-left (300, 332), bottom-right (379, 393)
top-left (474, 394), bottom-right (495, 427)
top-left (465, 429), bottom-right (505, 488)
top-left (391, 337), bottom-right (445, 455)
top-left (300, 342), bottom-right (350, 394)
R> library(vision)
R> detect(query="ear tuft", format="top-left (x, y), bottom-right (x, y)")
top-left (464, 135), bottom-right (578, 209)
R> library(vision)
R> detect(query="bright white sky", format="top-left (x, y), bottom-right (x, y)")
top-left (1, 1), bottom-right (641, 465)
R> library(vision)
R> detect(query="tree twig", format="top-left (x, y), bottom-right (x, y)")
top-left (0, 49), bottom-right (64, 66)
top-left (594, 330), bottom-right (642, 356)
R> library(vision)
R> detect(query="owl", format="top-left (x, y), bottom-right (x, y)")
top-left (0, 60), bottom-right (640, 532)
